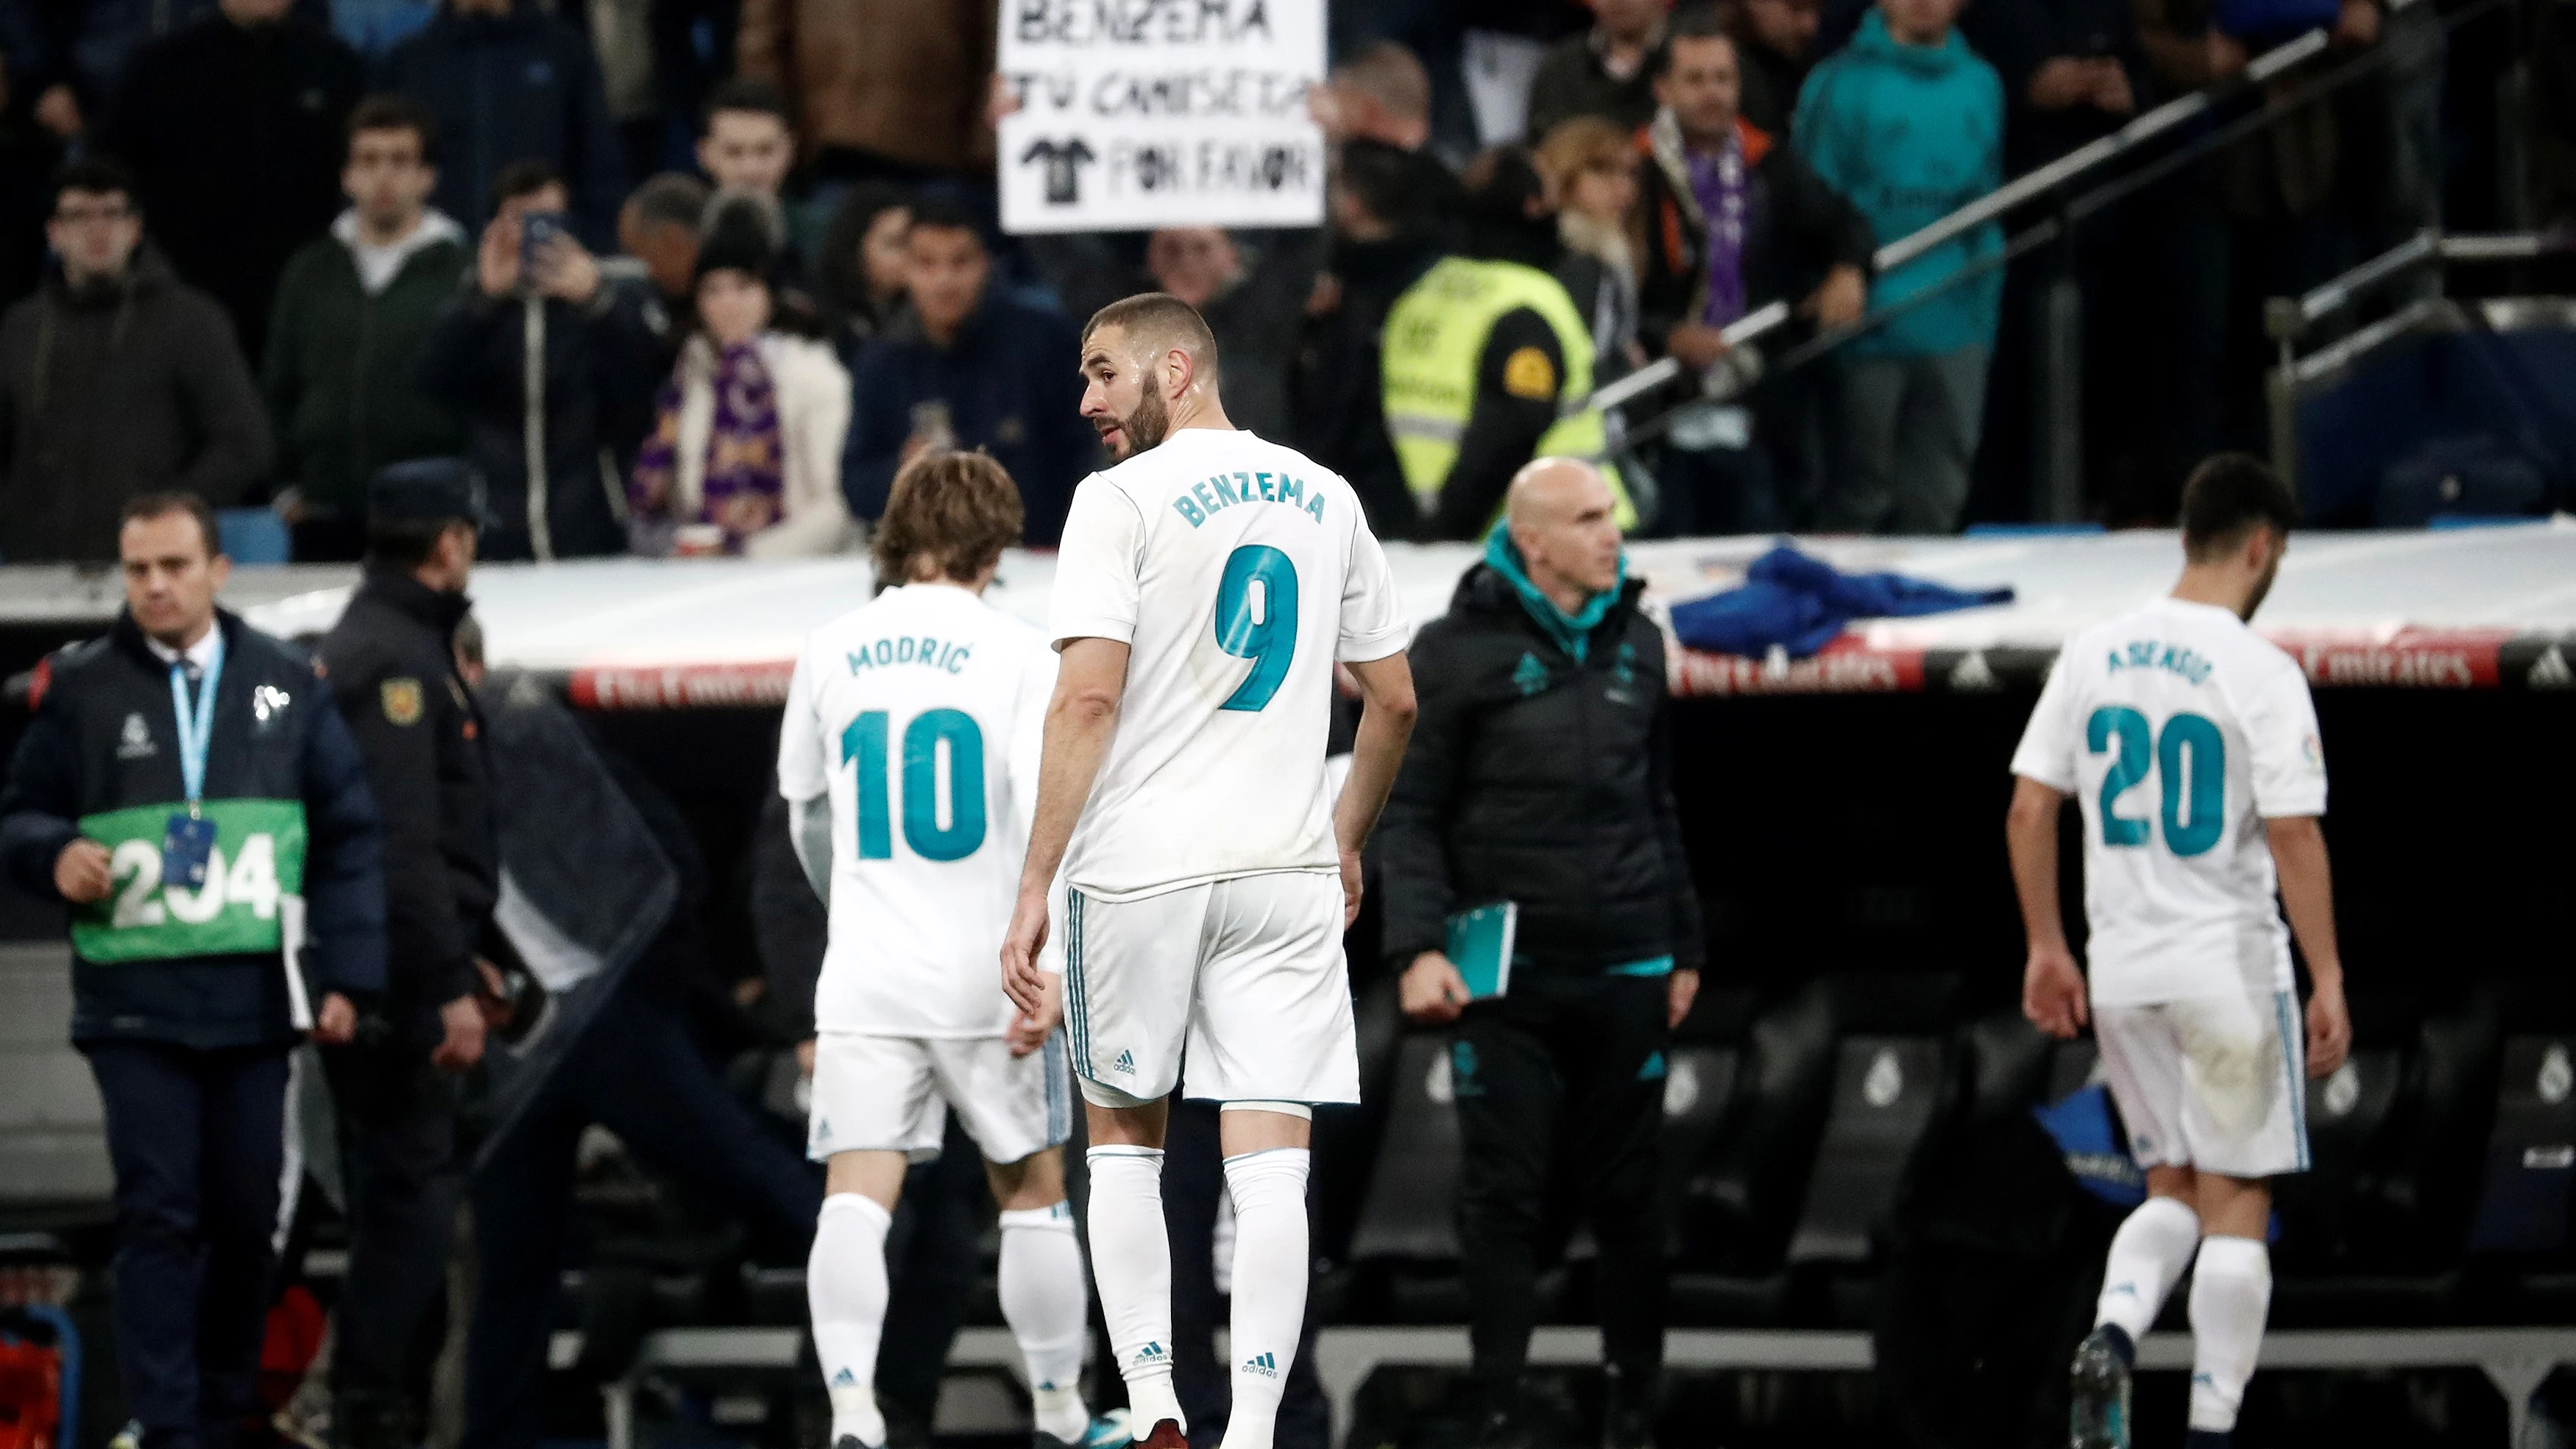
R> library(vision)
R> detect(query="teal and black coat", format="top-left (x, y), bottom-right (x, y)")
top-left (0, 609), bottom-right (388, 1048)
top-left (1376, 534), bottom-right (1705, 979)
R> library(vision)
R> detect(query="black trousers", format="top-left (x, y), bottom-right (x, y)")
top-left (84, 1040), bottom-right (291, 1449)
top-left (461, 991), bottom-right (823, 1449)
top-left (1453, 975), bottom-right (1669, 1410)
top-left (1162, 1100), bottom-right (1330, 1449)
top-left (323, 1035), bottom-right (462, 1439)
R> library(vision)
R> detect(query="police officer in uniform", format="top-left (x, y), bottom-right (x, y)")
top-left (0, 492), bottom-right (386, 1449)
top-left (1381, 149), bottom-right (1638, 542)
top-left (314, 460), bottom-right (498, 1449)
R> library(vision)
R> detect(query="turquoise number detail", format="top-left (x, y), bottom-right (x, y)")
top-left (902, 708), bottom-right (987, 861)
top-left (1214, 545), bottom-right (1298, 712)
top-left (2158, 712), bottom-right (2225, 857)
top-left (2087, 706), bottom-right (2226, 855)
top-left (2087, 706), bottom-right (2153, 848)
top-left (841, 709), bottom-right (987, 861)
top-left (841, 712), bottom-right (892, 859)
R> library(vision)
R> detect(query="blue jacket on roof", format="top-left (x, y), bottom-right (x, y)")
top-left (1792, 12), bottom-right (2006, 358)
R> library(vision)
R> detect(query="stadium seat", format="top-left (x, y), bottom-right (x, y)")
top-left (1674, 984), bottom-right (1838, 1276)
top-left (1346, 1034), bottom-right (1483, 1322)
top-left (1961, 1013), bottom-right (2053, 1122)
top-left (1786, 1036), bottom-right (1947, 1325)
top-left (215, 508), bottom-right (290, 565)
top-left (2465, 1035), bottom-right (2576, 1259)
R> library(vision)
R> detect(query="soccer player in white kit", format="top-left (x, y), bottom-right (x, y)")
top-left (2006, 456), bottom-right (2353, 1449)
top-left (779, 454), bottom-right (1110, 1449)
top-left (998, 293), bottom-right (1419, 1449)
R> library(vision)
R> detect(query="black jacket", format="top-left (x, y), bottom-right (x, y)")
top-left (316, 569), bottom-right (497, 1043)
top-left (99, 12), bottom-right (364, 361)
top-left (0, 250), bottom-right (274, 563)
top-left (416, 280), bottom-right (662, 561)
top-left (379, 3), bottom-right (627, 245)
top-left (1378, 561), bottom-right (1705, 978)
top-left (0, 609), bottom-right (387, 1049)
top-left (1633, 110), bottom-right (1877, 359)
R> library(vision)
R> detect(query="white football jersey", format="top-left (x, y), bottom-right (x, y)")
top-left (779, 583), bottom-right (1058, 1036)
top-left (2010, 596), bottom-right (2329, 1007)
top-left (1047, 427), bottom-right (1409, 901)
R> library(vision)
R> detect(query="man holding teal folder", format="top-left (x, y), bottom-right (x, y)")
top-left (1378, 458), bottom-right (1705, 1449)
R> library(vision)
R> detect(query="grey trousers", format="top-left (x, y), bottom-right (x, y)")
top-left (1822, 346), bottom-right (1991, 535)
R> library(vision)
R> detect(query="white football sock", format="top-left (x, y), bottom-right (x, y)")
top-left (1000, 1202), bottom-right (1093, 1442)
top-left (1217, 1149), bottom-right (1310, 1449)
top-left (2095, 1194), bottom-right (2202, 1344)
top-left (1085, 1147), bottom-right (1183, 1439)
top-left (2187, 1235), bottom-right (2272, 1433)
top-left (809, 1193), bottom-right (894, 1448)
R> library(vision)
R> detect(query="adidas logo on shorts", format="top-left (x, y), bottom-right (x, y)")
top-left (1242, 1352), bottom-right (1279, 1379)
top-left (1114, 1049), bottom-right (1137, 1075)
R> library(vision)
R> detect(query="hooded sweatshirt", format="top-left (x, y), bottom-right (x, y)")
top-left (1792, 11), bottom-right (2006, 358)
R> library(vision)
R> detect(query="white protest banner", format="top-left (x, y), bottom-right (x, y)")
top-left (997, 0), bottom-right (1326, 235)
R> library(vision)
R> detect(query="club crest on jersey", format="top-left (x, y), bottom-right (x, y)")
top-left (1171, 470), bottom-right (1326, 528)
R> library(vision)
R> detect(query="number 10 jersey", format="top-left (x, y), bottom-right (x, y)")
top-left (2009, 595), bottom-right (2329, 1008)
top-left (779, 582), bottom-right (1059, 1037)
top-left (1047, 428), bottom-right (1409, 904)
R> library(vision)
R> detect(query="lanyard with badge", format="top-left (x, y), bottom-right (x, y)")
top-left (163, 631), bottom-right (226, 890)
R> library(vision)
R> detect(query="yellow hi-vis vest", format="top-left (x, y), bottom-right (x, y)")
top-left (1381, 256), bottom-right (1635, 528)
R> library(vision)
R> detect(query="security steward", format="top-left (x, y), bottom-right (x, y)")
top-left (313, 459), bottom-right (498, 1449)
top-left (1381, 149), bottom-right (1638, 542)
top-left (0, 492), bottom-right (385, 1449)
top-left (1376, 459), bottom-right (1702, 1449)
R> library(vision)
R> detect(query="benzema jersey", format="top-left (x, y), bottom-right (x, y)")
top-left (1047, 427), bottom-right (1409, 902)
top-left (779, 582), bottom-right (1058, 1037)
top-left (2010, 596), bottom-right (2329, 1007)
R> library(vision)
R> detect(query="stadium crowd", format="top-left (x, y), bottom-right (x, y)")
top-left (0, 0), bottom-right (2542, 564)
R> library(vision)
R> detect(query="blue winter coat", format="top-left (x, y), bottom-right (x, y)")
top-left (1792, 13), bottom-right (2006, 358)
top-left (378, 4), bottom-right (627, 246)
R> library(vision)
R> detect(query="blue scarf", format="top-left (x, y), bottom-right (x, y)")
top-left (1483, 525), bottom-right (1626, 664)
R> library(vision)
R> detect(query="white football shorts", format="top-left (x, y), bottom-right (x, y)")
top-left (2095, 988), bottom-right (2311, 1180)
top-left (1061, 871), bottom-right (1358, 1108)
top-left (807, 1031), bottom-right (1072, 1165)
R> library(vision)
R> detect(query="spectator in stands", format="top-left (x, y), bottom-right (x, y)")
top-left (1794, 0), bottom-right (2003, 534)
top-left (736, 0), bottom-right (992, 183)
top-left (417, 161), bottom-right (660, 561)
top-left (99, 0), bottom-right (364, 361)
top-left (1535, 117), bottom-right (1649, 378)
top-left (1289, 141), bottom-right (1441, 537)
top-left (1526, 0), bottom-right (1670, 143)
top-left (612, 171), bottom-right (710, 357)
top-left (813, 183), bottom-right (912, 352)
top-left (1383, 148), bottom-right (1640, 542)
top-left (266, 96), bottom-right (469, 561)
top-left (381, 0), bottom-right (626, 243)
top-left (1728, 0), bottom-right (1823, 134)
top-left (0, 160), bottom-right (273, 564)
top-left (843, 201), bottom-right (1091, 544)
top-left (1381, 457), bottom-right (1702, 1449)
top-left (1958, 0), bottom-right (2138, 173)
top-left (1312, 40), bottom-right (1461, 227)
top-left (585, 0), bottom-right (662, 182)
top-left (0, 492), bottom-right (379, 1449)
top-left (0, 0), bottom-right (329, 144)
top-left (697, 75), bottom-right (795, 202)
top-left (628, 205), bottom-right (850, 556)
top-left (1634, 11), bottom-right (1872, 534)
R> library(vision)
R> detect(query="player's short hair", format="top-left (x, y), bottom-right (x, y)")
top-left (1331, 41), bottom-right (1432, 126)
top-left (1657, 6), bottom-right (1733, 76)
top-left (1083, 291), bottom-right (1221, 384)
top-left (492, 158), bottom-right (563, 210)
top-left (118, 492), bottom-right (219, 559)
top-left (2181, 453), bottom-right (2300, 561)
top-left (703, 75), bottom-right (794, 135)
top-left (871, 451), bottom-right (1025, 586)
top-left (348, 93), bottom-right (439, 165)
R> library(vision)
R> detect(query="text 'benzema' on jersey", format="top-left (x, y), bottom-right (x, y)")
top-left (779, 583), bottom-right (1059, 1036)
top-left (2010, 596), bottom-right (2328, 1007)
top-left (1047, 428), bottom-right (1409, 901)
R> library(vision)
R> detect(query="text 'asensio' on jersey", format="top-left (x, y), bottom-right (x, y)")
top-left (1172, 472), bottom-right (1326, 527)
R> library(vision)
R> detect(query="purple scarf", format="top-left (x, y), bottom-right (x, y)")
top-left (1687, 129), bottom-right (1749, 328)
top-left (629, 340), bottom-right (785, 552)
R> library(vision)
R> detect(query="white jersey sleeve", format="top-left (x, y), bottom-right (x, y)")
top-left (777, 640), bottom-right (829, 802)
top-left (1048, 480), bottom-right (1147, 648)
top-left (2008, 647), bottom-right (2083, 793)
top-left (1337, 522), bottom-right (1408, 663)
top-left (2237, 659), bottom-right (2328, 819)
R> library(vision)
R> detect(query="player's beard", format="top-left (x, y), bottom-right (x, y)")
top-left (2241, 551), bottom-right (2282, 620)
top-left (1105, 387), bottom-right (1170, 460)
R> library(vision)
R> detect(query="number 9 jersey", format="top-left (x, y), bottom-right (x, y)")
top-left (1047, 428), bottom-right (1409, 903)
top-left (778, 583), bottom-right (1060, 1037)
top-left (2009, 596), bottom-right (2328, 1008)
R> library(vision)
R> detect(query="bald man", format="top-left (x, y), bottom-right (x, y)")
top-left (1376, 458), bottom-right (1704, 1449)
top-left (1002, 291), bottom-right (1418, 1449)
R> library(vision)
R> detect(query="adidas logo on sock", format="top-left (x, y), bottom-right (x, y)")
top-left (1133, 1342), bottom-right (1167, 1364)
top-left (1114, 1049), bottom-right (1136, 1075)
top-left (1242, 1352), bottom-right (1278, 1379)
top-left (831, 1367), bottom-right (857, 1386)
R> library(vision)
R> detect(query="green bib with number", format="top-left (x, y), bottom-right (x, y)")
top-left (69, 798), bottom-right (308, 963)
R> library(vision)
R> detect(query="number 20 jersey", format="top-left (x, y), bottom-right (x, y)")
top-left (2009, 596), bottom-right (2328, 1007)
top-left (779, 584), bottom-right (1059, 1037)
top-left (1047, 428), bottom-right (1410, 903)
